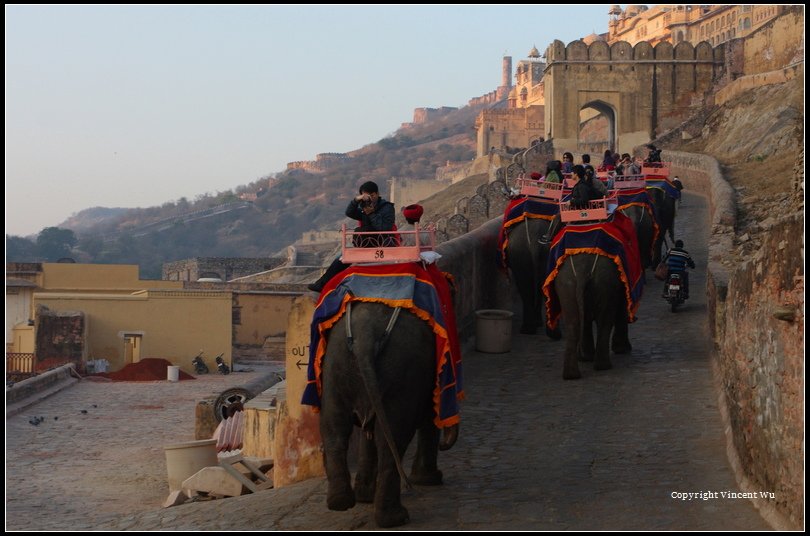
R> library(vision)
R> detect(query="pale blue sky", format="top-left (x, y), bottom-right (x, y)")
top-left (5, 5), bottom-right (612, 237)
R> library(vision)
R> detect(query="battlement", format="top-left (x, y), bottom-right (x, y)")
top-left (287, 153), bottom-right (354, 172)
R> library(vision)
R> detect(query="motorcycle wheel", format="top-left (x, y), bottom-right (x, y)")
top-left (671, 301), bottom-right (678, 313)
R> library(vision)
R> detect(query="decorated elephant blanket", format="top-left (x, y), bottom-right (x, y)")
top-left (302, 262), bottom-right (463, 428)
top-left (498, 197), bottom-right (561, 268)
top-left (644, 176), bottom-right (681, 201)
top-left (542, 212), bottom-right (644, 330)
top-left (617, 187), bottom-right (660, 254)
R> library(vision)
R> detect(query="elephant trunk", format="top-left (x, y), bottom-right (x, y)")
top-left (438, 423), bottom-right (459, 451)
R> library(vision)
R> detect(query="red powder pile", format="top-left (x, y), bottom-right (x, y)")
top-left (96, 358), bottom-right (195, 382)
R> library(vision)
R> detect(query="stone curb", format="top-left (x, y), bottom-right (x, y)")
top-left (6, 363), bottom-right (80, 418)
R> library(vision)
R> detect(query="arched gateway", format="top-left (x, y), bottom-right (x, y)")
top-left (543, 39), bottom-right (725, 154)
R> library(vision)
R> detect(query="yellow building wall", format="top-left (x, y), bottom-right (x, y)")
top-left (40, 263), bottom-right (183, 293)
top-left (10, 324), bottom-right (35, 353)
top-left (235, 293), bottom-right (295, 346)
top-left (742, 9), bottom-right (804, 75)
top-left (6, 288), bottom-right (33, 343)
top-left (34, 289), bottom-right (232, 374)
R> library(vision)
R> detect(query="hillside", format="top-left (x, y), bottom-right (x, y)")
top-left (8, 70), bottom-right (802, 281)
top-left (664, 74), bottom-right (803, 255)
top-left (6, 103), bottom-right (486, 277)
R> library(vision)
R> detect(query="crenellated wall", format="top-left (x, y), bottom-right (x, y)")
top-left (389, 177), bottom-right (451, 210)
top-left (475, 107), bottom-right (545, 156)
top-left (163, 257), bottom-right (284, 282)
top-left (544, 39), bottom-right (724, 153)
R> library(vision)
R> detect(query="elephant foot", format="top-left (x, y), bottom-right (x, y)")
top-left (327, 487), bottom-right (356, 511)
top-left (612, 342), bottom-right (632, 354)
top-left (545, 326), bottom-right (562, 340)
top-left (520, 324), bottom-right (538, 335)
top-left (376, 504), bottom-right (410, 528)
top-left (409, 468), bottom-right (443, 486)
top-left (594, 359), bottom-right (613, 371)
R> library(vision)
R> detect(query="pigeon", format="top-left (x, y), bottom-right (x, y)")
top-left (54, 416), bottom-right (59, 421)
top-left (81, 410), bottom-right (88, 414)
top-left (92, 404), bottom-right (97, 408)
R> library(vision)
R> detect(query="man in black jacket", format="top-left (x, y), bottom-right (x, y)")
top-left (307, 181), bottom-right (395, 292)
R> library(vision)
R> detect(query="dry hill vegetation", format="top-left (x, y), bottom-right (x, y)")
top-left (6, 105), bottom-right (483, 277)
top-left (668, 74), bottom-right (804, 258)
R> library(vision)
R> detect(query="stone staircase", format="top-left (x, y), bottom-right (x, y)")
top-left (232, 336), bottom-right (286, 365)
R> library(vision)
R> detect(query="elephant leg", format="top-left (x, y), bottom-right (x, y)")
top-left (580, 311), bottom-right (595, 362)
top-left (320, 403), bottom-right (356, 511)
top-left (373, 426), bottom-right (413, 527)
top-left (593, 318), bottom-right (614, 371)
top-left (354, 430), bottom-right (377, 503)
top-left (516, 275), bottom-right (540, 335)
top-left (410, 422), bottom-right (443, 485)
top-left (611, 304), bottom-right (632, 355)
top-left (556, 266), bottom-right (581, 380)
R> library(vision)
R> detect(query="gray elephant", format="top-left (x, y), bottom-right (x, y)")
top-left (505, 216), bottom-right (555, 335)
top-left (543, 213), bottom-right (643, 380)
top-left (502, 197), bottom-right (562, 338)
top-left (549, 253), bottom-right (632, 379)
top-left (618, 203), bottom-right (656, 270)
top-left (318, 301), bottom-right (459, 527)
top-left (647, 187), bottom-right (677, 267)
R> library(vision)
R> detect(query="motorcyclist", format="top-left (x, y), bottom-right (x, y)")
top-left (663, 239), bottom-right (696, 299)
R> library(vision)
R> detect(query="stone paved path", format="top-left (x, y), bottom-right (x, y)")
top-left (4, 193), bottom-right (772, 531)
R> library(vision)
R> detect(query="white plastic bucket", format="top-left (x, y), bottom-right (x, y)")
top-left (475, 309), bottom-right (514, 353)
top-left (163, 439), bottom-right (218, 492)
top-left (167, 365), bottom-right (180, 382)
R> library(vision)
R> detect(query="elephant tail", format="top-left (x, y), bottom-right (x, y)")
top-left (574, 255), bottom-right (589, 357)
top-left (346, 302), bottom-right (413, 490)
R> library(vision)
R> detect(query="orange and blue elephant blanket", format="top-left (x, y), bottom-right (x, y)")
top-left (616, 187), bottom-right (661, 257)
top-left (644, 176), bottom-right (681, 201)
top-left (302, 262), bottom-right (463, 428)
top-left (498, 197), bottom-right (561, 269)
top-left (542, 212), bottom-right (644, 330)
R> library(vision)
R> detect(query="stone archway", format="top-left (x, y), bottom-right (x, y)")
top-left (578, 100), bottom-right (616, 155)
top-left (543, 39), bottom-right (723, 154)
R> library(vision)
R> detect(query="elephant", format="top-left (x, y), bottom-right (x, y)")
top-left (318, 301), bottom-right (459, 528)
top-left (505, 216), bottom-right (562, 339)
top-left (618, 203), bottom-right (656, 270)
top-left (647, 187), bottom-right (677, 267)
top-left (552, 253), bottom-right (632, 380)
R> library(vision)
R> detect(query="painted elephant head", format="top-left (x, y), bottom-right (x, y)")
top-left (319, 301), bottom-right (458, 527)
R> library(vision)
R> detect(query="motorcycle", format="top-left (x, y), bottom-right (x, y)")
top-left (191, 351), bottom-right (209, 374)
top-left (215, 353), bottom-right (230, 375)
top-left (665, 272), bottom-right (686, 312)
